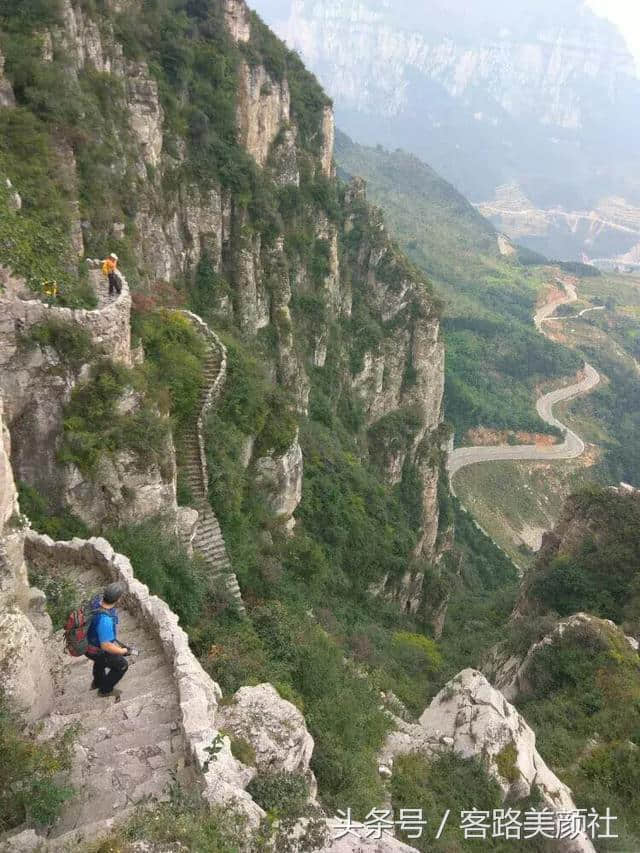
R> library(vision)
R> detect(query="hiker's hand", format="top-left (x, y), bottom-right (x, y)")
top-left (123, 646), bottom-right (131, 656)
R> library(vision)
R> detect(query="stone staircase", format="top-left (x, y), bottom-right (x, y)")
top-left (33, 561), bottom-right (194, 850)
top-left (179, 312), bottom-right (244, 613)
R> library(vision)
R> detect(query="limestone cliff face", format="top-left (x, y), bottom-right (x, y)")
top-left (1, 0), bottom-right (446, 612)
top-left (0, 269), bottom-right (177, 527)
top-left (0, 396), bottom-right (54, 722)
top-left (345, 180), bottom-right (444, 441)
top-left (380, 669), bottom-right (595, 853)
top-left (236, 60), bottom-right (291, 169)
top-left (267, 0), bottom-right (634, 129)
top-left (0, 269), bottom-right (131, 502)
top-left (0, 46), bottom-right (15, 107)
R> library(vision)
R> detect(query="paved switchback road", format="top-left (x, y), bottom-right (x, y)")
top-left (448, 280), bottom-right (601, 480)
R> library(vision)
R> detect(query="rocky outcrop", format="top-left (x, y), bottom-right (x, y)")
top-left (343, 179), bottom-right (445, 612)
top-left (0, 396), bottom-right (54, 722)
top-left (320, 104), bottom-right (335, 178)
top-left (0, 46), bottom-right (15, 107)
top-left (236, 60), bottom-right (291, 169)
top-left (321, 829), bottom-right (418, 852)
top-left (254, 434), bottom-right (303, 531)
top-left (217, 683), bottom-right (317, 797)
top-left (224, 0), bottom-right (252, 43)
top-left (381, 669), bottom-right (595, 853)
top-left (127, 62), bottom-right (164, 170)
top-left (64, 441), bottom-right (177, 529)
top-left (486, 613), bottom-right (636, 703)
top-left (345, 182), bottom-right (444, 438)
top-left (0, 269), bottom-right (132, 505)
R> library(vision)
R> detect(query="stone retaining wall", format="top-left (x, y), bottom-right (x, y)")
top-left (25, 530), bottom-right (264, 826)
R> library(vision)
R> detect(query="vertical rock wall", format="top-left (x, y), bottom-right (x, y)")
top-left (0, 396), bottom-right (54, 721)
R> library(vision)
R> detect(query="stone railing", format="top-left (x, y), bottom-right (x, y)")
top-left (24, 531), bottom-right (263, 826)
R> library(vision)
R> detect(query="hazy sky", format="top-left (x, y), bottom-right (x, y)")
top-left (587, 0), bottom-right (640, 70)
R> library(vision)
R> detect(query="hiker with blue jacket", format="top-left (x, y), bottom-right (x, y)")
top-left (86, 583), bottom-right (131, 700)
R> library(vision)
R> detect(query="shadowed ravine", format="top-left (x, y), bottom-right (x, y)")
top-left (448, 280), bottom-right (601, 481)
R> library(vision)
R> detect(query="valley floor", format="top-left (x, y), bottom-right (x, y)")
top-left (451, 270), bottom-right (640, 563)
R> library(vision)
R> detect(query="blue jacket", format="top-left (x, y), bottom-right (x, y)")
top-left (87, 607), bottom-right (119, 649)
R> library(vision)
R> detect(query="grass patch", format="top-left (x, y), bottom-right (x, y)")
top-left (18, 481), bottom-right (89, 541)
top-left (59, 359), bottom-right (169, 475)
top-left (105, 520), bottom-right (207, 629)
top-left (20, 318), bottom-right (96, 372)
top-left (0, 692), bottom-right (75, 832)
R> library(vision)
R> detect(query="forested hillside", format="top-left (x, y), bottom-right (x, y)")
top-left (336, 133), bottom-right (583, 440)
top-left (3, 2), bottom-right (637, 851)
top-left (0, 1), bottom-right (528, 844)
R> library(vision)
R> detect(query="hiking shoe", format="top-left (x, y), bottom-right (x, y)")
top-left (98, 688), bottom-right (122, 703)
top-left (90, 681), bottom-right (99, 690)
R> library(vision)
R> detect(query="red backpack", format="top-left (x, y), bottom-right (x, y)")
top-left (64, 595), bottom-right (103, 656)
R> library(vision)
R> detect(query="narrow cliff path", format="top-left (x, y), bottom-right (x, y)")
top-left (448, 280), bottom-right (601, 480)
top-left (178, 312), bottom-right (245, 613)
top-left (26, 557), bottom-right (193, 850)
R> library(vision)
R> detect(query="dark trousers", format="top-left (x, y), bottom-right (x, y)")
top-left (108, 272), bottom-right (121, 295)
top-left (86, 650), bottom-right (128, 694)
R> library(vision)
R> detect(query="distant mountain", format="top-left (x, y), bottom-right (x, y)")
top-left (251, 0), bottom-right (640, 261)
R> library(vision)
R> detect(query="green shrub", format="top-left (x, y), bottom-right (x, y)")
top-left (27, 568), bottom-right (79, 632)
top-left (391, 751), bottom-right (542, 851)
top-left (391, 632), bottom-right (442, 677)
top-left (0, 110), bottom-right (93, 307)
top-left (135, 309), bottom-right (207, 432)
top-left (106, 520), bottom-right (207, 628)
top-left (0, 692), bottom-right (74, 831)
top-left (495, 741), bottom-right (520, 784)
top-left (21, 319), bottom-right (96, 371)
top-left (220, 732), bottom-right (256, 767)
top-left (87, 792), bottom-right (248, 853)
top-left (246, 771), bottom-right (309, 818)
top-left (59, 359), bottom-right (169, 474)
top-left (17, 482), bottom-right (89, 541)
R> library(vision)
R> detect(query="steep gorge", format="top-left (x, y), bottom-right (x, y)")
top-left (0, 0), bottom-right (446, 612)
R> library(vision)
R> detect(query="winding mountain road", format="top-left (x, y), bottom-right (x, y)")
top-left (448, 280), bottom-right (601, 479)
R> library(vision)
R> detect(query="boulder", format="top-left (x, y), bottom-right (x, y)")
top-left (381, 669), bottom-right (595, 853)
top-left (217, 683), bottom-right (317, 798)
top-left (254, 436), bottom-right (303, 531)
top-left (0, 608), bottom-right (55, 721)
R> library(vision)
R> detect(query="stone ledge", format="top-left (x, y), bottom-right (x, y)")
top-left (24, 531), bottom-right (263, 827)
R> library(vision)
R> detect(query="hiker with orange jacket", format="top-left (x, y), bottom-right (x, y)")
top-left (102, 252), bottom-right (121, 297)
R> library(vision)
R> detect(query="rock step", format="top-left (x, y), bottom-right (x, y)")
top-left (50, 759), bottom-right (185, 837)
top-left (49, 811), bottom-right (137, 850)
top-left (195, 533), bottom-right (223, 547)
top-left (64, 653), bottom-right (168, 687)
top-left (88, 729), bottom-right (185, 765)
top-left (54, 679), bottom-right (178, 717)
top-left (194, 537), bottom-right (224, 551)
top-left (195, 547), bottom-right (228, 561)
top-left (47, 698), bottom-right (180, 738)
top-left (80, 720), bottom-right (182, 759)
top-left (199, 555), bottom-right (230, 569)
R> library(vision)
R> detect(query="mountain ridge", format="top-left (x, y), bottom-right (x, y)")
top-left (251, 0), bottom-right (640, 260)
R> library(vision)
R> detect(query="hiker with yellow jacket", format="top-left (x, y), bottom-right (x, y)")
top-left (102, 252), bottom-right (121, 297)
